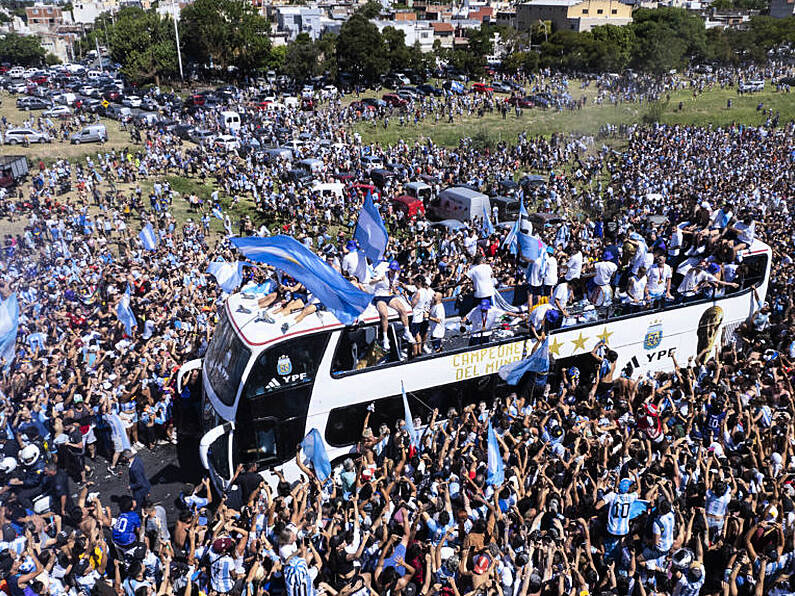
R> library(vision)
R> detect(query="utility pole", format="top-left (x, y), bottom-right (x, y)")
top-left (173, 0), bottom-right (183, 80)
top-left (95, 35), bottom-right (103, 72)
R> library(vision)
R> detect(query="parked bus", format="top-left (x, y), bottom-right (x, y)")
top-left (185, 240), bottom-right (771, 490)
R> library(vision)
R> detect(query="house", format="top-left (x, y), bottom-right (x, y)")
top-left (373, 19), bottom-right (435, 52)
top-left (430, 21), bottom-right (454, 48)
top-left (516, 0), bottom-right (632, 33)
top-left (770, 0), bottom-right (795, 17)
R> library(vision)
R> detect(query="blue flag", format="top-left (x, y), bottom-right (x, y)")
top-left (207, 260), bottom-right (244, 294)
top-left (116, 284), bottom-right (137, 336)
top-left (498, 338), bottom-right (549, 385)
top-left (481, 205), bottom-right (495, 238)
top-left (231, 236), bottom-right (372, 325)
top-left (401, 382), bottom-right (420, 450)
top-left (245, 280), bottom-right (275, 295)
top-left (555, 222), bottom-right (570, 249)
top-left (139, 223), bottom-right (159, 251)
top-left (212, 206), bottom-right (223, 221)
top-left (0, 293), bottom-right (19, 366)
top-left (354, 191), bottom-right (389, 264)
top-left (26, 332), bottom-right (46, 351)
top-left (486, 419), bottom-right (504, 487)
top-left (502, 196), bottom-right (532, 255)
top-left (301, 428), bottom-right (331, 482)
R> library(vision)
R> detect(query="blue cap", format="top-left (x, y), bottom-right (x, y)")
top-left (389, 260), bottom-right (401, 271)
top-left (707, 262), bottom-right (721, 274)
top-left (545, 309), bottom-right (561, 323)
top-left (345, 240), bottom-right (357, 251)
top-left (546, 246), bottom-right (554, 254)
top-left (480, 298), bottom-right (491, 311)
top-left (619, 478), bottom-right (632, 494)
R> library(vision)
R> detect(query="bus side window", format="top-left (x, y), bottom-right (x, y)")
top-left (741, 254), bottom-right (768, 289)
top-left (332, 324), bottom-right (397, 374)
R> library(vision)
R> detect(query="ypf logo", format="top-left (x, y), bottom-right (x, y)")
top-left (643, 320), bottom-right (663, 351)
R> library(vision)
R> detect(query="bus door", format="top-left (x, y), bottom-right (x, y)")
top-left (177, 358), bottom-right (202, 394)
top-left (199, 421), bottom-right (235, 491)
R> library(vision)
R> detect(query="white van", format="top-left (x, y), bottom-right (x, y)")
top-left (70, 124), bottom-right (107, 144)
top-left (87, 70), bottom-right (103, 80)
top-left (221, 110), bottom-right (241, 133)
top-left (8, 67), bottom-right (24, 78)
top-left (311, 181), bottom-right (344, 200)
top-left (297, 158), bottom-right (323, 176)
top-left (430, 187), bottom-right (491, 222)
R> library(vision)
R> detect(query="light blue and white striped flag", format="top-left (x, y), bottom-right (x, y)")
top-left (401, 381), bottom-right (420, 450)
top-left (139, 223), bottom-right (159, 251)
top-left (207, 260), bottom-right (244, 294)
top-left (116, 284), bottom-right (137, 336)
top-left (498, 338), bottom-right (549, 385)
top-left (486, 419), bottom-right (504, 487)
top-left (0, 293), bottom-right (19, 366)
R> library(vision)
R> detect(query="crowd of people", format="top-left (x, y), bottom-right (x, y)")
top-left (0, 64), bottom-right (793, 596)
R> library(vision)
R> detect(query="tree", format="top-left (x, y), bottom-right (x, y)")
top-left (45, 53), bottom-right (61, 65)
top-left (180, 0), bottom-right (272, 75)
top-left (382, 26), bottom-right (411, 73)
top-left (355, 0), bottom-right (382, 19)
top-left (336, 14), bottom-right (388, 85)
top-left (0, 33), bottom-right (45, 66)
top-left (590, 24), bottom-right (634, 72)
top-left (629, 8), bottom-right (707, 72)
top-left (316, 32), bottom-right (338, 79)
top-left (285, 33), bottom-right (320, 83)
top-left (108, 7), bottom-right (178, 84)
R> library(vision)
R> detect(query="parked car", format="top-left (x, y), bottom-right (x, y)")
top-left (3, 128), bottom-right (50, 145)
top-left (470, 82), bottom-right (493, 94)
top-left (417, 84), bottom-right (443, 96)
top-left (490, 81), bottom-right (513, 94)
top-left (122, 95), bottom-right (142, 108)
top-left (70, 124), bottom-right (107, 144)
top-left (391, 195), bottom-right (425, 218)
top-left (212, 134), bottom-right (241, 153)
top-left (16, 96), bottom-right (50, 110)
top-left (0, 156), bottom-right (29, 188)
top-left (382, 93), bottom-right (407, 107)
top-left (189, 128), bottom-right (215, 145)
top-left (43, 105), bottom-right (71, 118)
top-left (361, 97), bottom-right (386, 109)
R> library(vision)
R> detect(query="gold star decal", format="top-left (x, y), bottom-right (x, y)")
top-left (596, 327), bottom-right (613, 344)
top-left (571, 332), bottom-right (588, 351)
top-left (549, 336), bottom-right (563, 356)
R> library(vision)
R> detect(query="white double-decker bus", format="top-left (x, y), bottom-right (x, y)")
top-left (186, 241), bottom-right (771, 490)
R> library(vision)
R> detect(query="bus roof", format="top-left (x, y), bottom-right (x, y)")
top-left (226, 239), bottom-right (771, 349)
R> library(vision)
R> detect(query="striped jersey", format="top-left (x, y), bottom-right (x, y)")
top-left (653, 512), bottom-right (676, 552)
top-left (284, 556), bottom-right (315, 596)
top-left (210, 554), bottom-right (236, 594)
top-left (605, 492), bottom-right (638, 536)
top-left (705, 488), bottom-right (731, 518)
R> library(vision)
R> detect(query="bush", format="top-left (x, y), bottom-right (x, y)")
top-left (642, 99), bottom-right (670, 124)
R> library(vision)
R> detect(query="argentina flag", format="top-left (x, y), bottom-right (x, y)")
top-left (139, 223), bottom-right (159, 251)
top-left (354, 190), bottom-right (388, 264)
top-left (0, 293), bottom-right (19, 366)
top-left (231, 236), bottom-right (372, 325)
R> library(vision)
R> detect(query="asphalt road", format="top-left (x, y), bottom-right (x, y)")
top-left (84, 435), bottom-right (202, 518)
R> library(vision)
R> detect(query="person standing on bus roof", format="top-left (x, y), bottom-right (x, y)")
top-left (466, 254), bottom-right (495, 307)
top-left (370, 260), bottom-right (415, 350)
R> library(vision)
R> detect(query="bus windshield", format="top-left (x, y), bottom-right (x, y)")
top-left (205, 309), bottom-right (251, 406)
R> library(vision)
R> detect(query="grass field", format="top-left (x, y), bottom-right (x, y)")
top-left (352, 80), bottom-right (795, 146)
top-left (0, 90), bottom-right (135, 164)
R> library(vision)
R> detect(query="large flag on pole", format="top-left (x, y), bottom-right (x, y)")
top-left (231, 236), bottom-right (372, 325)
top-left (139, 223), bottom-right (159, 251)
top-left (486, 419), bottom-right (504, 486)
top-left (116, 284), bottom-right (137, 336)
top-left (502, 195), bottom-right (535, 256)
top-left (0, 293), bottom-right (19, 366)
top-left (498, 338), bottom-right (549, 385)
top-left (354, 190), bottom-right (389, 264)
top-left (401, 381), bottom-right (420, 450)
top-left (207, 259), bottom-right (244, 294)
top-left (301, 428), bottom-right (331, 482)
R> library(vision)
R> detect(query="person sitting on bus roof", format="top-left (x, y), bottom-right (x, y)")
top-left (369, 260), bottom-right (415, 350)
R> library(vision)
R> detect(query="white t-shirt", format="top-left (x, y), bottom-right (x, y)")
top-left (463, 234), bottom-right (478, 257)
top-left (411, 287), bottom-right (434, 323)
top-left (429, 303), bottom-right (446, 339)
top-left (593, 261), bottom-right (617, 286)
top-left (467, 264), bottom-right (495, 298)
top-left (734, 221), bottom-right (755, 244)
top-left (646, 263), bottom-right (672, 296)
top-left (529, 303), bottom-right (552, 331)
top-left (627, 275), bottom-right (647, 303)
top-left (678, 269), bottom-right (715, 296)
top-left (543, 256), bottom-right (558, 287)
top-left (527, 255), bottom-right (545, 287)
top-left (565, 252), bottom-right (583, 280)
top-left (551, 282), bottom-right (570, 308)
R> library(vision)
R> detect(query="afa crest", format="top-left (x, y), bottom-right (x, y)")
top-left (277, 354), bottom-right (292, 376)
top-left (644, 321), bottom-right (663, 350)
